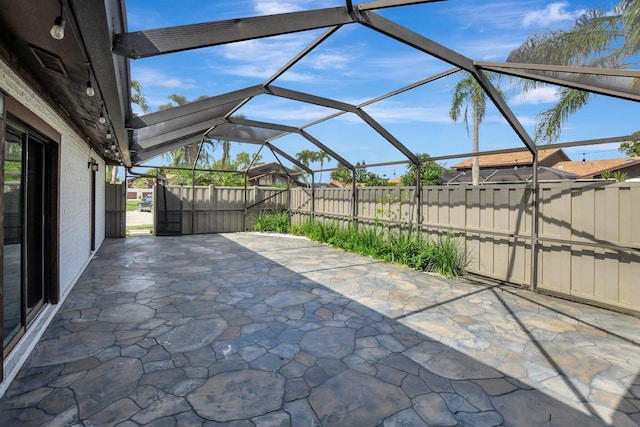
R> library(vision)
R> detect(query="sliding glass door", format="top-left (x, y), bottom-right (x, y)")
top-left (3, 128), bottom-right (23, 348)
top-left (3, 125), bottom-right (49, 353)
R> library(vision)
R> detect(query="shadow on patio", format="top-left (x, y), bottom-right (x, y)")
top-left (1, 233), bottom-right (639, 426)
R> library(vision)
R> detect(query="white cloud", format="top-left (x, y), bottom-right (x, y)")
top-left (363, 104), bottom-right (451, 124)
top-left (511, 87), bottom-right (559, 105)
top-left (252, 0), bottom-right (338, 15)
top-left (309, 52), bottom-right (352, 70)
top-left (253, 1), bottom-right (301, 14)
top-left (241, 102), bottom-right (336, 122)
top-left (515, 115), bottom-right (538, 126)
top-left (135, 68), bottom-right (197, 89)
top-left (212, 33), bottom-right (354, 82)
top-left (523, 2), bottom-right (585, 28)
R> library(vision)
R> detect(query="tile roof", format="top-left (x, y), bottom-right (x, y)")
top-left (553, 158), bottom-right (640, 177)
top-left (452, 148), bottom-right (567, 169)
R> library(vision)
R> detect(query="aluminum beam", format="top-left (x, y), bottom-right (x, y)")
top-left (229, 117), bottom-right (299, 134)
top-left (356, 10), bottom-right (475, 71)
top-left (127, 86), bottom-right (264, 128)
top-left (357, 0), bottom-right (447, 10)
top-left (477, 61), bottom-right (640, 78)
top-left (477, 64), bottom-right (640, 102)
top-left (267, 86), bottom-right (357, 113)
top-left (133, 120), bottom-right (220, 151)
top-left (266, 143), bottom-right (312, 173)
top-left (264, 26), bottom-right (341, 87)
top-left (355, 108), bottom-right (419, 164)
top-left (133, 133), bottom-right (205, 164)
top-left (113, 7), bottom-right (354, 59)
top-left (229, 118), bottom-right (355, 170)
top-left (472, 68), bottom-right (537, 154)
top-left (298, 129), bottom-right (355, 171)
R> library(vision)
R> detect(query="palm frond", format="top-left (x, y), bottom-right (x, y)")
top-left (534, 88), bottom-right (590, 143)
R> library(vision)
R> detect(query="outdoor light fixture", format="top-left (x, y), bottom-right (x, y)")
top-left (88, 160), bottom-right (99, 172)
top-left (582, 153), bottom-right (586, 165)
top-left (99, 110), bottom-right (106, 124)
top-left (110, 142), bottom-right (116, 150)
top-left (50, 1), bottom-right (65, 40)
top-left (85, 65), bottom-right (95, 97)
top-left (106, 129), bottom-right (112, 139)
top-left (86, 79), bottom-right (95, 97)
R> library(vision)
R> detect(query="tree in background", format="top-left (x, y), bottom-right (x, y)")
top-left (131, 80), bottom-right (150, 114)
top-left (316, 150), bottom-right (331, 183)
top-left (619, 131), bottom-right (640, 157)
top-left (508, 0), bottom-right (640, 144)
top-left (155, 93), bottom-right (216, 167)
top-left (450, 72), bottom-right (504, 185)
top-left (235, 151), bottom-right (263, 170)
top-left (400, 154), bottom-right (447, 186)
top-left (330, 162), bottom-right (389, 186)
top-left (295, 149), bottom-right (332, 183)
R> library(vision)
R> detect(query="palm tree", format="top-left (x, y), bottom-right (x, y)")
top-left (295, 149), bottom-right (319, 168)
top-left (295, 149), bottom-right (318, 184)
top-left (508, 0), bottom-right (640, 143)
top-left (316, 150), bottom-right (331, 183)
top-left (450, 72), bottom-right (503, 185)
top-left (156, 93), bottom-right (215, 167)
top-left (131, 80), bottom-right (150, 114)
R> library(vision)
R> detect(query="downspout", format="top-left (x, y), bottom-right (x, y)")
top-left (530, 153), bottom-right (539, 291)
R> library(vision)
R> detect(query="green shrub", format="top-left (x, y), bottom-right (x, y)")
top-left (257, 214), bottom-right (467, 278)
top-left (254, 210), bottom-right (289, 233)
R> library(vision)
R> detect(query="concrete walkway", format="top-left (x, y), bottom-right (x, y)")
top-left (1, 233), bottom-right (639, 426)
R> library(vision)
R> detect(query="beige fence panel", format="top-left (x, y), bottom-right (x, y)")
top-left (105, 183), bottom-right (126, 238)
top-left (290, 188), bottom-right (312, 225)
top-left (357, 187), bottom-right (417, 226)
top-left (315, 187), bottom-right (352, 220)
top-left (212, 187), bottom-right (246, 233)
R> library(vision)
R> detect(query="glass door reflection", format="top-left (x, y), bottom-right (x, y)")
top-left (3, 129), bottom-right (23, 347)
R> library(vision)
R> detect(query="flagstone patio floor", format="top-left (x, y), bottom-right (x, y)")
top-left (1, 233), bottom-right (640, 426)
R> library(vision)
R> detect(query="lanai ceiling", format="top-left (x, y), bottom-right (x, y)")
top-left (1, 0), bottom-right (639, 172)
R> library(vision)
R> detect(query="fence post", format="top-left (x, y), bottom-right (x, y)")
top-left (530, 155), bottom-right (539, 291)
top-left (415, 160), bottom-right (422, 231)
top-left (311, 174), bottom-right (315, 221)
top-left (191, 170), bottom-right (195, 234)
top-left (352, 170), bottom-right (358, 225)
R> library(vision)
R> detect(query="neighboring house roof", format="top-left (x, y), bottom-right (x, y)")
top-left (452, 148), bottom-right (569, 170)
top-left (245, 162), bottom-right (306, 186)
top-left (443, 166), bottom-right (579, 184)
top-left (553, 158), bottom-right (640, 178)
top-left (245, 162), bottom-right (296, 177)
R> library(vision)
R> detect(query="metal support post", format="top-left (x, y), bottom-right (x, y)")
top-left (530, 154), bottom-right (539, 291)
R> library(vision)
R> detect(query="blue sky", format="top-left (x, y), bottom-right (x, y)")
top-left (126, 0), bottom-right (640, 179)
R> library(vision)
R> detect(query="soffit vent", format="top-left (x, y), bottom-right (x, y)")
top-left (29, 45), bottom-right (68, 76)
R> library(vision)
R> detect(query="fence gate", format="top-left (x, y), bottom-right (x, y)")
top-left (105, 183), bottom-right (126, 238)
top-left (155, 183), bottom-right (182, 236)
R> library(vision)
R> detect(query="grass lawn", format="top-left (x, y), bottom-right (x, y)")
top-left (127, 200), bottom-right (139, 211)
top-left (126, 224), bottom-right (153, 236)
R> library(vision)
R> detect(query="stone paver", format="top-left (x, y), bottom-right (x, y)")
top-left (1, 233), bottom-right (639, 426)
